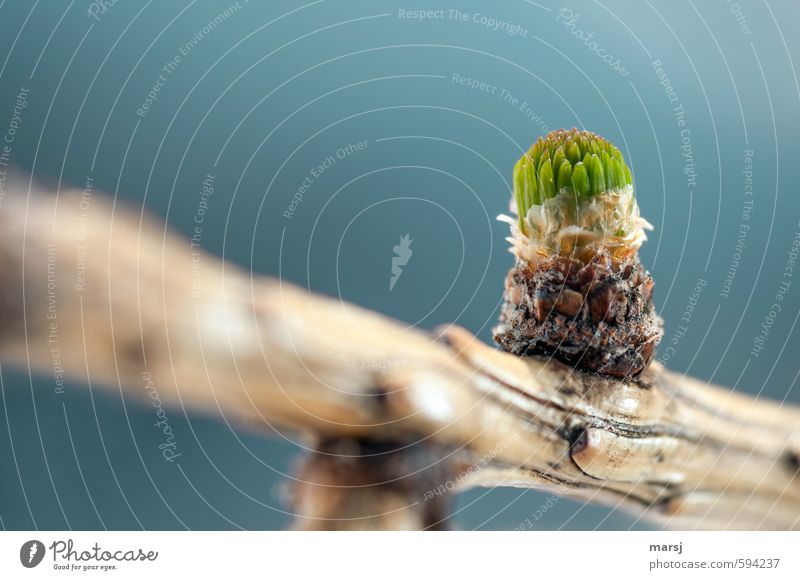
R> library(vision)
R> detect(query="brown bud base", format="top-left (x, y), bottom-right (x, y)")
top-left (493, 250), bottom-right (663, 378)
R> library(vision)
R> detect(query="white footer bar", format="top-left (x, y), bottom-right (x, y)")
top-left (1, 531), bottom-right (797, 579)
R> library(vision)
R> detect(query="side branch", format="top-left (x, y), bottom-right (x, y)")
top-left (0, 184), bottom-right (798, 529)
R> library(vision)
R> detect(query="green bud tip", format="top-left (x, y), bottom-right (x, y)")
top-left (512, 128), bottom-right (633, 228)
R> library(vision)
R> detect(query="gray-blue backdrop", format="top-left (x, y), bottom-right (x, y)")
top-left (0, 0), bottom-right (798, 530)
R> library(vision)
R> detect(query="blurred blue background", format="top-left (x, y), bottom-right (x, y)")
top-left (0, 0), bottom-right (798, 530)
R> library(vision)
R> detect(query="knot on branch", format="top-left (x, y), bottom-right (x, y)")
top-left (290, 439), bottom-right (457, 531)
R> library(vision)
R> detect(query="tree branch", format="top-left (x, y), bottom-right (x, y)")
top-left (1, 182), bottom-right (798, 529)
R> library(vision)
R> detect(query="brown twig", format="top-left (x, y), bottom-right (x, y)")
top-left (1, 182), bottom-right (799, 529)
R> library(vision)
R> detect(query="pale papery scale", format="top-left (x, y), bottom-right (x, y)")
top-left (499, 185), bottom-right (652, 266)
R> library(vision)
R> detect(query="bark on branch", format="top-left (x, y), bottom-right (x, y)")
top-left (1, 182), bottom-right (799, 529)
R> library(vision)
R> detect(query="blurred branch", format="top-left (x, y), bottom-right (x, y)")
top-left (1, 181), bottom-right (799, 530)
